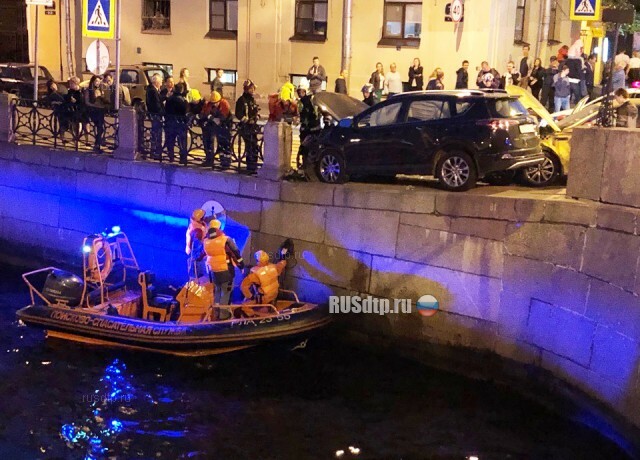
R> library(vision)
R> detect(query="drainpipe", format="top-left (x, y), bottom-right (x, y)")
top-left (64, 0), bottom-right (75, 79)
top-left (341, 0), bottom-right (352, 86)
top-left (536, 0), bottom-right (551, 61)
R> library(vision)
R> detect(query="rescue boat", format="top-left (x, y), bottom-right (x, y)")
top-left (16, 229), bottom-right (331, 356)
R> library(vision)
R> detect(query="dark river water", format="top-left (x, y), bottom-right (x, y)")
top-left (0, 265), bottom-right (634, 460)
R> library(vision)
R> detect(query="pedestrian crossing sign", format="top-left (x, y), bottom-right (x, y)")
top-left (82, 0), bottom-right (115, 39)
top-left (570, 0), bottom-right (601, 21)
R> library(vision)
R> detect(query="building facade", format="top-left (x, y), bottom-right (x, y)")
top-left (26, 0), bottom-right (577, 98)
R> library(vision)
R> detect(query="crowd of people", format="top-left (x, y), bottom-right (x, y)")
top-left (275, 43), bottom-right (639, 122)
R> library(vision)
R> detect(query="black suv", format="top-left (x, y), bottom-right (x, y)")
top-left (304, 90), bottom-right (544, 191)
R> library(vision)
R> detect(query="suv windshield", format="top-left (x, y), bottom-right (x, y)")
top-left (488, 98), bottom-right (527, 118)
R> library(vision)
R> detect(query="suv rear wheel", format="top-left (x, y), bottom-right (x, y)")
top-left (316, 150), bottom-right (347, 184)
top-left (520, 150), bottom-right (560, 187)
top-left (436, 151), bottom-right (477, 191)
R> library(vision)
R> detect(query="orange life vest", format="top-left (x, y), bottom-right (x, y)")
top-left (250, 264), bottom-right (280, 304)
top-left (204, 234), bottom-right (229, 273)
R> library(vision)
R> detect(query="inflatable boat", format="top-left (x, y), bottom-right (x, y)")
top-left (16, 230), bottom-right (331, 356)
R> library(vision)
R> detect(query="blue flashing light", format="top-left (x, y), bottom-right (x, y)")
top-left (111, 226), bottom-right (121, 234)
top-left (82, 245), bottom-right (92, 254)
top-left (110, 419), bottom-right (123, 433)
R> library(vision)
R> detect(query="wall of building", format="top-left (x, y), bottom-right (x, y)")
top-left (29, 0), bottom-right (577, 98)
top-left (1, 142), bottom-right (640, 453)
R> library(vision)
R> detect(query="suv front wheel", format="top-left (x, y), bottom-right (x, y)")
top-left (436, 151), bottom-right (477, 191)
top-left (316, 150), bottom-right (347, 184)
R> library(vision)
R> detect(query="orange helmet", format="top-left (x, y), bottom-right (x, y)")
top-left (191, 209), bottom-right (205, 221)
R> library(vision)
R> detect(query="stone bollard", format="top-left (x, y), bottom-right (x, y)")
top-left (0, 93), bottom-right (17, 143)
top-left (258, 121), bottom-right (292, 180)
top-left (113, 106), bottom-right (138, 161)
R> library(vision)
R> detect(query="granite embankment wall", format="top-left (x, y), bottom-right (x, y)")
top-left (2, 143), bottom-right (640, 447)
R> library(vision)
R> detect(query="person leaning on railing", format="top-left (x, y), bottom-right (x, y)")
top-left (235, 79), bottom-right (261, 173)
top-left (83, 75), bottom-right (109, 153)
top-left (164, 82), bottom-right (189, 164)
top-left (63, 77), bottom-right (85, 141)
top-left (145, 73), bottom-right (165, 159)
top-left (199, 90), bottom-right (233, 168)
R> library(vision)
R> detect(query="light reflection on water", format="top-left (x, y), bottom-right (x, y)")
top-left (0, 266), bottom-right (635, 460)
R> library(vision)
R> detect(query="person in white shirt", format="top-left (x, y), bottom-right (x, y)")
top-left (385, 63), bottom-right (403, 96)
top-left (628, 50), bottom-right (640, 83)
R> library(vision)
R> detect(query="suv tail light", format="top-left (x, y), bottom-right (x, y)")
top-left (476, 119), bottom-right (518, 131)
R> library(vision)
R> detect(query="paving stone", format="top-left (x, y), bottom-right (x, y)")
top-left (590, 325), bottom-right (640, 383)
top-left (239, 176), bottom-right (280, 200)
top-left (525, 299), bottom-right (596, 367)
top-left (396, 226), bottom-right (504, 278)
top-left (566, 127), bottom-right (608, 201)
top-left (83, 155), bottom-right (109, 174)
top-left (399, 213), bottom-right (451, 231)
top-left (369, 256), bottom-right (502, 322)
top-left (168, 167), bottom-right (241, 195)
top-left (581, 228), bottom-right (640, 291)
top-left (75, 172), bottom-right (130, 204)
top-left (543, 199), bottom-right (597, 226)
top-left (0, 186), bottom-right (60, 226)
top-left (334, 184), bottom-right (436, 213)
top-left (49, 151), bottom-right (85, 170)
top-left (450, 217), bottom-right (508, 240)
top-left (596, 205), bottom-right (636, 234)
top-left (585, 279), bottom-right (640, 340)
top-left (504, 222), bottom-right (586, 270)
top-left (326, 207), bottom-right (399, 257)
top-left (280, 181), bottom-right (335, 205)
top-left (601, 128), bottom-right (640, 208)
top-left (14, 146), bottom-right (51, 166)
top-left (436, 193), bottom-right (518, 221)
top-left (0, 141), bottom-right (15, 160)
top-left (262, 201), bottom-right (326, 243)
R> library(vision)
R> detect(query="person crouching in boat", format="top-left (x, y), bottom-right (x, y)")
top-left (240, 250), bottom-right (287, 308)
top-left (186, 209), bottom-right (207, 255)
top-left (187, 227), bottom-right (207, 280)
top-left (204, 219), bottom-right (245, 305)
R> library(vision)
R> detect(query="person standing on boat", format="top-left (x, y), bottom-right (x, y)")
top-left (185, 209), bottom-right (207, 255)
top-left (187, 227), bottom-right (207, 280)
top-left (241, 250), bottom-right (287, 306)
top-left (204, 220), bottom-right (245, 305)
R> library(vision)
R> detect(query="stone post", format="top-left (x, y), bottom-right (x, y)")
top-left (258, 121), bottom-right (292, 180)
top-left (0, 93), bottom-right (17, 143)
top-left (113, 106), bottom-right (138, 160)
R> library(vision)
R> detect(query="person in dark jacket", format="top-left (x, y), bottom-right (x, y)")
top-left (45, 80), bottom-right (65, 138)
top-left (235, 79), bottom-right (261, 173)
top-left (585, 54), bottom-right (597, 100)
top-left (63, 77), bottom-right (85, 140)
top-left (455, 60), bottom-right (469, 89)
top-left (528, 58), bottom-right (545, 100)
top-left (335, 70), bottom-right (348, 94)
top-left (146, 73), bottom-right (165, 159)
top-left (362, 84), bottom-right (375, 106)
top-left (296, 82), bottom-right (320, 171)
top-left (160, 77), bottom-right (175, 103)
top-left (408, 58), bottom-right (423, 90)
top-left (307, 57), bottom-right (327, 94)
top-left (553, 65), bottom-right (572, 113)
top-left (84, 75), bottom-right (108, 153)
top-left (540, 57), bottom-right (559, 111)
top-left (370, 63), bottom-right (385, 102)
top-left (164, 82), bottom-right (189, 164)
top-left (477, 62), bottom-right (500, 89)
top-left (499, 61), bottom-right (520, 88)
top-left (426, 70), bottom-right (445, 90)
top-left (614, 88), bottom-right (638, 128)
top-left (210, 69), bottom-right (224, 94)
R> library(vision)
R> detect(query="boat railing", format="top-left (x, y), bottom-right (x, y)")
top-left (22, 267), bottom-right (57, 307)
top-left (278, 289), bottom-right (300, 303)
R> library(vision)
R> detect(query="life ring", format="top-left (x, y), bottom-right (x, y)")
top-left (87, 236), bottom-right (113, 283)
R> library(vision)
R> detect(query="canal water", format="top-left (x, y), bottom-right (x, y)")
top-left (0, 264), bottom-right (633, 460)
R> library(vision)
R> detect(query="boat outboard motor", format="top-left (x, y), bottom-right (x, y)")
top-left (42, 269), bottom-right (84, 307)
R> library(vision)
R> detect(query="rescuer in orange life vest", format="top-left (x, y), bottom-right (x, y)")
top-left (185, 209), bottom-right (207, 255)
top-left (204, 219), bottom-right (245, 305)
top-left (240, 249), bottom-right (287, 305)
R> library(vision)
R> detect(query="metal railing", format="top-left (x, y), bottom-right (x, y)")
top-left (11, 99), bottom-right (119, 154)
top-left (137, 111), bottom-right (264, 173)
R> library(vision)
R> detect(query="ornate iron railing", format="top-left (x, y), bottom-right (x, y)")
top-left (137, 111), bottom-right (264, 173)
top-left (11, 99), bottom-right (119, 153)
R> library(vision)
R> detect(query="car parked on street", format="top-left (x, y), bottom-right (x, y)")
top-left (0, 63), bottom-right (58, 99)
top-left (304, 89), bottom-right (544, 191)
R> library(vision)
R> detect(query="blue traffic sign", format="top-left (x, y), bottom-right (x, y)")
top-left (83, 0), bottom-right (115, 39)
top-left (570, 0), bottom-right (601, 21)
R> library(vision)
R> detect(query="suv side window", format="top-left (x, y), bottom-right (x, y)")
top-left (407, 99), bottom-right (450, 122)
top-left (357, 102), bottom-right (402, 128)
top-left (120, 70), bottom-right (140, 84)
